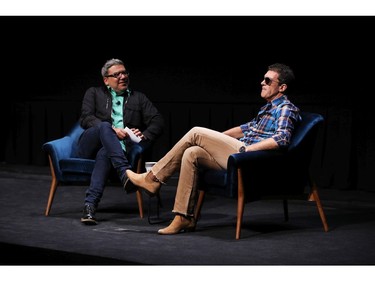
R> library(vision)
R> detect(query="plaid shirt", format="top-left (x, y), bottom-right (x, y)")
top-left (239, 95), bottom-right (301, 149)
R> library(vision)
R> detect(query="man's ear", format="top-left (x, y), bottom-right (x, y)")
top-left (279, 83), bottom-right (288, 93)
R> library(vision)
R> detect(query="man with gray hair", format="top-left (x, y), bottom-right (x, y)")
top-left (78, 58), bottom-right (164, 225)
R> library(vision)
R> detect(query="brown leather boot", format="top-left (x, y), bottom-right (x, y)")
top-left (158, 214), bottom-right (196, 235)
top-left (125, 170), bottom-right (161, 196)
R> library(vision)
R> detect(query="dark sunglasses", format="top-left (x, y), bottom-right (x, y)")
top-left (264, 77), bottom-right (280, 86)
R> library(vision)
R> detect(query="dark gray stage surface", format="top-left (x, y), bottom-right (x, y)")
top-left (1, 163), bottom-right (375, 267)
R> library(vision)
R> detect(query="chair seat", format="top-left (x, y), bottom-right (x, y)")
top-left (60, 158), bottom-right (95, 174)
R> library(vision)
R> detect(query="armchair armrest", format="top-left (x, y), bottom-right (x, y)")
top-left (226, 150), bottom-right (287, 198)
top-left (42, 136), bottom-right (74, 158)
top-left (228, 150), bottom-right (285, 167)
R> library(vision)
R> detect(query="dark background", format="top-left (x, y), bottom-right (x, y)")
top-left (1, 16), bottom-right (374, 191)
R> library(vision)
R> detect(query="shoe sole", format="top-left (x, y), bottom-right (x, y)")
top-left (123, 178), bottom-right (138, 194)
top-left (158, 226), bottom-right (196, 235)
top-left (124, 178), bottom-right (158, 197)
top-left (81, 218), bottom-right (97, 225)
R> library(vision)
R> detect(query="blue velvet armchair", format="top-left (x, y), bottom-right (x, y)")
top-left (195, 112), bottom-right (329, 239)
top-left (42, 122), bottom-right (148, 218)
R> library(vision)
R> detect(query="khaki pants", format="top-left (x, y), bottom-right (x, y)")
top-left (151, 126), bottom-right (245, 216)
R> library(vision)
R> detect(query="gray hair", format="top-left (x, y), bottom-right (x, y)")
top-left (101, 58), bottom-right (125, 77)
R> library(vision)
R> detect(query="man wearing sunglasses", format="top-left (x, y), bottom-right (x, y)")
top-left (124, 62), bottom-right (301, 235)
top-left (78, 58), bottom-right (164, 225)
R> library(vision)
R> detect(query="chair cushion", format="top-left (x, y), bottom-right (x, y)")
top-left (59, 158), bottom-right (95, 174)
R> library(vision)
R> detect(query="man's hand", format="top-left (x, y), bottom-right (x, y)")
top-left (130, 128), bottom-right (145, 140)
top-left (112, 127), bottom-right (128, 140)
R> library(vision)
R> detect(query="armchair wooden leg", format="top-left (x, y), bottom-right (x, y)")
top-left (236, 168), bottom-right (245, 240)
top-left (309, 178), bottom-right (329, 232)
top-left (136, 157), bottom-right (144, 218)
top-left (45, 155), bottom-right (58, 216)
top-left (136, 190), bottom-right (144, 218)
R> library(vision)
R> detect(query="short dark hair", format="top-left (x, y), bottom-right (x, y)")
top-left (268, 63), bottom-right (295, 85)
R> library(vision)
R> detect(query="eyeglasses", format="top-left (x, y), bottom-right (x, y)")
top-left (106, 70), bottom-right (130, 79)
top-left (264, 77), bottom-right (280, 86)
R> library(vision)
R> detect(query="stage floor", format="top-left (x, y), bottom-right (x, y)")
top-left (1, 163), bottom-right (375, 266)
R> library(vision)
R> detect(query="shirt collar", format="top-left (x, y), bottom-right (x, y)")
top-left (270, 94), bottom-right (287, 107)
top-left (261, 95), bottom-right (287, 111)
top-left (107, 86), bottom-right (130, 96)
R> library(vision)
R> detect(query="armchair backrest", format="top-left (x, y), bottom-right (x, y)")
top-left (42, 122), bottom-right (87, 182)
top-left (67, 122), bottom-right (85, 158)
top-left (285, 112), bottom-right (324, 187)
top-left (288, 112), bottom-right (324, 152)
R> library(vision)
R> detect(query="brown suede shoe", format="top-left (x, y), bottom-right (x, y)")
top-left (158, 214), bottom-right (196, 235)
top-left (125, 170), bottom-right (161, 197)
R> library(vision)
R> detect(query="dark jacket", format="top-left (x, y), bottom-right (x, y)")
top-left (79, 86), bottom-right (164, 142)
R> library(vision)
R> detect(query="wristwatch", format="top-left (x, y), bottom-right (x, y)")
top-left (239, 146), bottom-right (246, 153)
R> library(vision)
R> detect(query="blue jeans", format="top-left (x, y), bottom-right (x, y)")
top-left (77, 122), bottom-right (132, 208)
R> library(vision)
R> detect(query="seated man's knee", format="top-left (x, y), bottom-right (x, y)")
top-left (98, 121), bottom-right (112, 130)
top-left (182, 146), bottom-right (205, 163)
